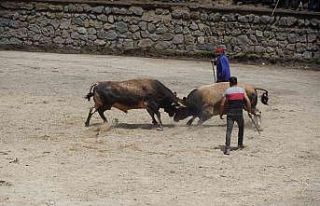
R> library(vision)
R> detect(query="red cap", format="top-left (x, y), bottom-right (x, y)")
top-left (215, 47), bottom-right (225, 53)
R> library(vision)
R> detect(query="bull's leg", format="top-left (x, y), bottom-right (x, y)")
top-left (97, 108), bottom-right (108, 123)
top-left (186, 116), bottom-right (196, 126)
top-left (253, 113), bottom-right (262, 130)
top-left (197, 110), bottom-right (212, 125)
top-left (197, 116), bottom-right (210, 125)
top-left (147, 101), bottom-right (162, 130)
top-left (251, 108), bottom-right (262, 130)
top-left (154, 110), bottom-right (163, 130)
top-left (85, 107), bottom-right (97, 127)
top-left (147, 109), bottom-right (158, 125)
top-left (254, 113), bottom-right (261, 124)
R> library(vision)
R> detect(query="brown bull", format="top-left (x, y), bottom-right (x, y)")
top-left (173, 82), bottom-right (268, 127)
top-left (84, 79), bottom-right (180, 129)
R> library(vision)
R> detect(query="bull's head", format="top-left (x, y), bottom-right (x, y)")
top-left (173, 106), bottom-right (191, 122)
top-left (163, 94), bottom-right (186, 117)
top-left (172, 96), bottom-right (192, 122)
top-left (164, 101), bottom-right (180, 117)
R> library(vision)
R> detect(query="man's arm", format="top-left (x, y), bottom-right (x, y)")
top-left (220, 96), bottom-right (226, 119)
top-left (244, 93), bottom-right (252, 114)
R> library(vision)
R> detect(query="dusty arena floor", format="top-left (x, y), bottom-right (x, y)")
top-left (0, 51), bottom-right (319, 206)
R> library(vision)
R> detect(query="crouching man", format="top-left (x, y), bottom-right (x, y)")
top-left (220, 76), bottom-right (252, 155)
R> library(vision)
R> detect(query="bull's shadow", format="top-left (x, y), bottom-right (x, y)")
top-left (114, 123), bottom-right (227, 129)
top-left (182, 124), bottom-right (227, 128)
top-left (87, 122), bottom-right (226, 130)
top-left (113, 123), bottom-right (176, 130)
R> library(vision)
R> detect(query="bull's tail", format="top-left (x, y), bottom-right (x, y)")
top-left (84, 82), bottom-right (98, 101)
top-left (255, 88), bottom-right (269, 105)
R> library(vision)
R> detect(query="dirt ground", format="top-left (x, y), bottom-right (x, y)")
top-left (0, 51), bottom-right (319, 206)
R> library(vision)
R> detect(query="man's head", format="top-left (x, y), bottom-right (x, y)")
top-left (229, 76), bottom-right (238, 86)
top-left (214, 47), bottom-right (225, 56)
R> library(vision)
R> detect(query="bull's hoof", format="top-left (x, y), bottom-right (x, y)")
top-left (156, 127), bottom-right (163, 131)
top-left (85, 122), bottom-right (89, 127)
top-left (186, 122), bottom-right (192, 126)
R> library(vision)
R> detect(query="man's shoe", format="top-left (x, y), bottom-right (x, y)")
top-left (224, 147), bottom-right (230, 155)
top-left (238, 144), bottom-right (244, 150)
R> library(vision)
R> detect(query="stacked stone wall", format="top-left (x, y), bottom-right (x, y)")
top-left (0, 1), bottom-right (319, 62)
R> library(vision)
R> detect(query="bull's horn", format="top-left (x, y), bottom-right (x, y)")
top-left (175, 96), bottom-right (187, 106)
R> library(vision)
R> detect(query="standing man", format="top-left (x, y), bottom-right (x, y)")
top-left (213, 47), bottom-right (231, 82)
top-left (219, 77), bottom-right (251, 155)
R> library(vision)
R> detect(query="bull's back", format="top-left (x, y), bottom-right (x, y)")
top-left (196, 83), bottom-right (229, 104)
top-left (111, 79), bottom-right (173, 98)
top-left (195, 82), bottom-right (255, 102)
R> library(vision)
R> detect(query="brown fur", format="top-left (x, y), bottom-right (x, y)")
top-left (174, 82), bottom-right (260, 125)
top-left (199, 82), bottom-right (257, 115)
top-left (112, 101), bottom-right (147, 112)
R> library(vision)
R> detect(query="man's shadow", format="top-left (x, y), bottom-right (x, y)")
top-left (213, 145), bottom-right (244, 152)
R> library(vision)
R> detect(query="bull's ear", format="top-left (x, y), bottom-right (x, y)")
top-left (182, 97), bottom-right (187, 105)
top-left (171, 102), bottom-right (179, 107)
top-left (175, 96), bottom-right (187, 106)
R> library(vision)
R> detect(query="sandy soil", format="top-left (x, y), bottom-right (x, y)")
top-left (0, 51), bottom-right (319, 206)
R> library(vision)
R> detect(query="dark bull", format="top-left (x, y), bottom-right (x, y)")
top-left (84, 79), bottom-right (181, 130)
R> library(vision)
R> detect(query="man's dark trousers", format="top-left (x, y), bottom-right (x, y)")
top-left (225, 114), bottom-right (244, 148)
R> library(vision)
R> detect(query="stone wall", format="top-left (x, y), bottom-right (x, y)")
top-left (0, 0), bottom-right (319, 62)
